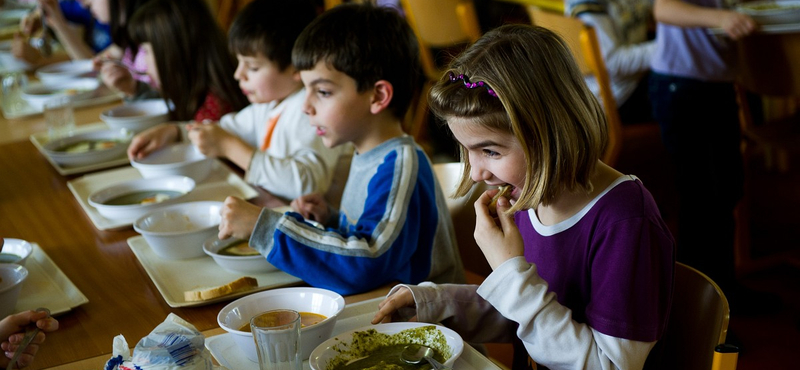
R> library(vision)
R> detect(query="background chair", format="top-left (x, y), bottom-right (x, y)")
top-left (647, 262), bottom-right (739, 370)
top-left (400, 0), bottom-right (482, 150)
top-left (527, 6), bottom-right (623, 166)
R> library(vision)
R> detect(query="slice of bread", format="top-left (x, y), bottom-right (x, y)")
top-left (184, 276), bottom-right (258, 302)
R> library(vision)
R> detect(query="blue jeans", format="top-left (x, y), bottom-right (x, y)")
top-left (649, 72), bottom-right (744, 292)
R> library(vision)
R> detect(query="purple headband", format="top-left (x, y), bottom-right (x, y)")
top-left (448, 72), bottom-right (498, 97)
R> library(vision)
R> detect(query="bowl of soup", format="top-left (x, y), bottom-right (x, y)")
top-left (35, 59), bottom-right (94, 84)
top-left (0, 238), bottom-right (33, 266)
top-left (100, 99), bottom-right (170, 133)
top-left (87, 175), bottom-right (195, 221)
top-left (133, 201), bottom-right (223, 260)
top-left (203, 236), bottom-right (278, 273)
top-left (43, 128), bottom-right (132, 167)
top-left (131, 142), bottom-right (214, 182)
top-left (20, 78), bottom-right (99, 110)
top-left (218, 287), bottom-right (346, 362)
top-left (309, 322), bottom-right (464, 370)
top-left (0, 264), bottom-right (28, 318)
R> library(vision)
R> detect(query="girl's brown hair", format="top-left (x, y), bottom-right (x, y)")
top-left (428, 24), bottom-right (607, 212)
top-left (127, 0), bottom-right (248, 121)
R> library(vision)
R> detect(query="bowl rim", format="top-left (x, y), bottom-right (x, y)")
top-left (0, 238), bottom-right (33, 262)
top-left (87, 175), bottom-right (196, 210)
top-left (217, 287), bottom-right (346, 336)
top-left (21, 78), bottom-right (100, 95)
top-left (100, 99), bottom-right (170, 121)
top-left (0, 264), bottom-right (29, 293)
top-left (130, 143), bottom-right (208, 168)
top-left (35, 59), bottom-right (94, 76)
top-left (43, 129), bottom-right (132, 156)
top-left (132, 201), bottom-right (223, 236)
top-left (202, 237), bottom-right (264, 261)
top-left (308, 322), bottom-right (464, 369)
top-left (737, 0), bottom-right (800, 14)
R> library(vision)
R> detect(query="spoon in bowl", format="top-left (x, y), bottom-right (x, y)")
top-left (400, 344), bottom-right (450, 370)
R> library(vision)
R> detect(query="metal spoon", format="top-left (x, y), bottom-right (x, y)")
top-left (400, 344), bottom-right (450, 370)
top-left (5, 308), bottom-right (51, 370)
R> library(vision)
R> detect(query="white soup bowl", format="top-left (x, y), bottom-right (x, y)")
top-left (133, 201), bottom-right (223, 260)
top-left (131, 143), bottom-right (213, 182)
top-left (87, 175), bottom-right (195, 221)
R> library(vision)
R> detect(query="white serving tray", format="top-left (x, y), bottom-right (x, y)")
top-left (2, 83), bottom-right (122, 119)
top-left (30, 122), bottom-right (130, 176)
top-left (205, 297), bottom-right (503, 370)
top-left (128, 235), bottom-right (304, 308)
top-left (67, 159), bottom-right (259, 230)
top-left (16, 243), bottom-right (89, 316)
top-left (708, 21), bottom-right (800, 35)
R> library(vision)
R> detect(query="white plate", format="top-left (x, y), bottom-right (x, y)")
top-left (205, 297), bottom-right (502, 370)
top-left (15, 243), bottom-right (89, 316)
top-left (127, 235), bottom-right (303, 307)
top-left (35, 59), bottom-right (94, 84)
top-left (67, 159), bottom-right (259, 230)
top-left (30, 122), bottom-right (131, 176)
top-left (708, 21), bottom-right (800, 34)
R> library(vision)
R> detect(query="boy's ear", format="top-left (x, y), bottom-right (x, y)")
top-left (370, 80), bottom-right (393, 114)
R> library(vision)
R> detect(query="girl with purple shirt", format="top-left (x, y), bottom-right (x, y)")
top-left (372, 24), bottom-right (675, 369)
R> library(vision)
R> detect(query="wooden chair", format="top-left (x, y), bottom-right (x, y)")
top-left (400, 0), bottom-right (482, 148)
top-left (527, 6), bottom-right (623, 166)
top-left (648, 262), bottom-right (739, 370)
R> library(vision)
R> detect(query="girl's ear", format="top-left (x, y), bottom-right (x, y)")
top-left (370, 80), bottom-right (393, 114)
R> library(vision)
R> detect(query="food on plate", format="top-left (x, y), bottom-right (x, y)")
top-left (55, 139), bottom-right (121, 153)
top-left (237, 311), bottom-right (327, 332)
top-left (741, 1), bottom-right (800, 11)
top-left (103, 190), bottom-right (184, 206)
top-left (328, 326), bottom-right (449, 370)
top-left (0, 253), bottom-right (21, 264)
top-left (488, 185), bottom-right (510, 214)
top-left (183, 276), bottom-right (258, 302)
top-left (218, 241), bottom-right (260, 256)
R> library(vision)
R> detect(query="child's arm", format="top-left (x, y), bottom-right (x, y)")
top-left (654, 0), bottom-right (757, 39)
top-left (186, 122), bottom-right (254, 170)
top-left (127, 123), bottom-right (181, 160)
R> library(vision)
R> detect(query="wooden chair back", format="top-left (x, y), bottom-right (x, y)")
top-left (527, 6), bottom-right (623, 166)
top-left (648, 262), bottom-right (738, 370)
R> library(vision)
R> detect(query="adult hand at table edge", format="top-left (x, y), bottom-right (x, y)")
top-left (0, 310), bottom-right (59, 369)
top-left (372, 286), bottom-right (417, 324)
top-left (218, 196), bottom-right (261, 240)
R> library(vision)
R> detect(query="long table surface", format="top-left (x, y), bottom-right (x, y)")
top-left (0, 106), bottom-right (394, 369)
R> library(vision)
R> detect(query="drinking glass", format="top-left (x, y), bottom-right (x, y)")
top-left (43, 96), bottom-right (76, 140)
top-left (251, 309), bottom-right (301, 370)
top-left (1, 71), bottom-right (28, 112)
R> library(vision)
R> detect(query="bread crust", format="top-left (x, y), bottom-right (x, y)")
top-left (489, 185), bottom-right (510, 214)
top-left (184, 276), bottom-right (258, 302)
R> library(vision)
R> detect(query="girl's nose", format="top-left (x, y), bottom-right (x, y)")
top-left (468, 155), bottom-right (490, 183)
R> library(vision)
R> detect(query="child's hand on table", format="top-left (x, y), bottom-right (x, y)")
top-left (290, 193), bottom-right (331, 224)
top-left (719, 10), bottom-right (757, 40)
top-left (474, 190), bottom-right (524, 270)
top-left (127, 124), bottom-right (180, 160)
top-left (371, 286), bottom-right (417, 324)
top-left (219, 196), bottom-right (262, 240)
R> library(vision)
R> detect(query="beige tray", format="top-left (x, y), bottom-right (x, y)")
top-left (128, 235), bottom-right (304, 308)
top-left (16, 243), bottom-right (89, 316)
top-left (2, 83), bottom-right (122, 119)
top-left (67, 159), bottom-right (259, 230)
top-left (205, 297), bottom-right (503, 370)
top-left (30, 122), bottom-right (130, 176)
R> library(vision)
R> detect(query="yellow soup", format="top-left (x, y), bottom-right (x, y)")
top-left (238, 311), bottom-right (327, 332)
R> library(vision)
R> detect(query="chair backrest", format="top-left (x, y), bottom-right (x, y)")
top-left (527, 6), bottom-right (623, 166)
top-left (650, 262), bottom-right (733, 370)
top-left (400, 0), bottom-right (481, 81)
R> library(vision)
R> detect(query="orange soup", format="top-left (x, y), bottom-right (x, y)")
top-left (239, 311), bottom-right (327, 332)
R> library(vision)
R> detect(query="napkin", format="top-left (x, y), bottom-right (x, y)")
top-left (104, 313), bottom-right (220, 370)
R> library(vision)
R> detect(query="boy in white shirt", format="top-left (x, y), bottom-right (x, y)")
top-left (128, 0), bottom-right (351, 204)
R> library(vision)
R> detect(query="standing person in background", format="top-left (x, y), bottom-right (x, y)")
top-left (650, 0), bottom-right (775, 314)
top-left (125, 0), bottom-right (248, 122)
top-left (12, 0), bottom-right (111, 67)
top-left (372, 24), bottom-right (674, 369)
top-left (567, 0), bottom-right (656, 123)
top-left (85, 0), bottom-right (158, 100)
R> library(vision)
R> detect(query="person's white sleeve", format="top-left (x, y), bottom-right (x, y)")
top-left (220, 107), bottom-right (260, 148)
top-left (578, 13), bottom-right (656, 78)
top-left (477, 257), bottom-right (656, 370)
